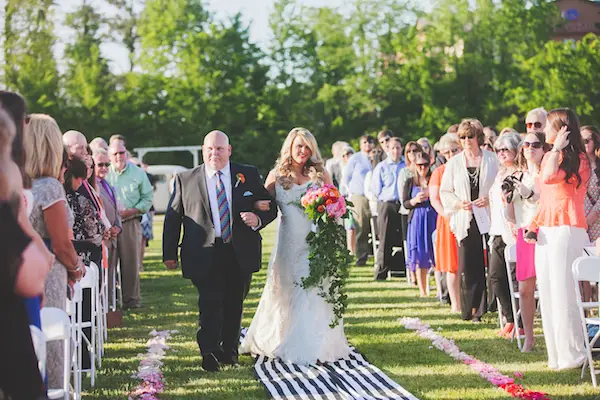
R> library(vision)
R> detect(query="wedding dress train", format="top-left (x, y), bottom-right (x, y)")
top-left (240, 182), bottom-right (351, 364)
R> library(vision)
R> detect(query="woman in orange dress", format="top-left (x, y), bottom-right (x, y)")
top-left (430, 133), bottom-right (461, 312)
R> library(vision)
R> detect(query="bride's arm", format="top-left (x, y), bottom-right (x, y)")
top-left (265, 170), bottom-right (277, 198)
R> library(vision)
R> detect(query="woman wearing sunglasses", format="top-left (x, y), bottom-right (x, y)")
top-left (504, 132), bottom-right (547, 352)
top-left (527, 108), bottom-right (589, 370)
top-left (582, 126), bottom-right (600, 244)
top-left (488, 133), bottom-right (521, 337)
top-left (403, 153), bottom-right (436, 297)
top-left (441, 119), bottom-right (499, 322)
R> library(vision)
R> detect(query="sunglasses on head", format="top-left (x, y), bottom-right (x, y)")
top-left (97, 162), bottom-right (111, 168)
top-left (523, 141), bottom-right (542, 149)
top-left (526, 121), bottom-right (543, 129)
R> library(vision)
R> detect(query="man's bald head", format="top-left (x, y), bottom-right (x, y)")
top-left (203, 130), bottom-right (231, 171)
top-left (63, 130), bottom-right (88, 158)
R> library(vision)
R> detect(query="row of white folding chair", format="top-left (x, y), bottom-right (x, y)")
top-left (572, 256), bottom-right (600, 387)
top-left (110, 259), bottom-right (124, 311)
top-left (40, 307), bottom-right (71, 400)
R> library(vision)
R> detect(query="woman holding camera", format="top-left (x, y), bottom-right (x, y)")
top-left (528, 108), bottom-right (589, 370)
top-left (441, 119), bottom-right (499, 322)
top-left (504, 131), bottom-right (546, 352)
top-left (488, 133), bottom-right (521, 337)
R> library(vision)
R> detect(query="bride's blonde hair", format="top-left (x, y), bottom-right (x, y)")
top-left (274, 127), bottom-right (325, 189)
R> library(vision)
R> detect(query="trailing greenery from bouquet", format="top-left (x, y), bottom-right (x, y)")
top-left (297, 184), bottom-right (353, 327)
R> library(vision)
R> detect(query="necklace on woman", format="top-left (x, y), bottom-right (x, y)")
top-left (467, 166), bottom-right (480, 182)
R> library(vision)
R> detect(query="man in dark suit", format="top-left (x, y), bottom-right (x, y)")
top-left (162, 130), bottom-right (277, 372)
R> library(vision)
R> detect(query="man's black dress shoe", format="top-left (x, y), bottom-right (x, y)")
top-left (202, 353), bottom-right (221, 372)
top-left (216, 350), bottom-right (239, 366)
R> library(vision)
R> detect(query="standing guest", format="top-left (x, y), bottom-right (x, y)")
top-left (94, 148), bottom-right (122, 309)
top-left (505, 131), bottom-right (547, 352)
top-left (403, 153), bottom-right (437, 296)
top-left (0, 108), bottom-right (53, 400)
top-left (325, 141), bottom-right (347, 188)
top-left (342, 135), bottom-right (375, 265)
top-left (527, 108), bottom-right (589, 370)
top-left (26, 114), bottom-right (84, 389)
top-left (582, 126), bottom-right (600, 243)
top-left (430, 133), bottom-right (462, 312)
top-left (418, 137), bottom-right (434, 164)
top-left (488, 133), bottom-right (521, 338)
top-left (525, 108), bottom-right (547, 134)
top-left (63, 129), bottom-right (88, 159)
top-left (377, 130), bottom-right (393, 156)
top-left (483, 126), bottom-right (498, 145)
top-left (107, 142), bottom-right (153, 309)
top-left (340, 146), bottom-right (356, 255)
top-left (441, 119), bottom-right (499, 322)
top-left (372, 138), bottom-right (405, 280)
top-left (398, 141), bottom-right (424, 285)
top-left (364, 146), bottom-right (386, 216)
top-left (90, 137), bottom-right (108, 151)
top-left (447, 124), bottom-right (459, 134)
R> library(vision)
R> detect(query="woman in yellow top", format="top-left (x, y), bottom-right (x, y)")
top-left (527, 108), bottom-right (590, 370)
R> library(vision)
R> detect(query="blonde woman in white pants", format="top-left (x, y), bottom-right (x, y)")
top-left (526, 108), bottom-right (590, 369)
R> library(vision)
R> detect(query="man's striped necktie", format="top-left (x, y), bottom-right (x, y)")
top-left (216, 171), bottom-right (232, 242)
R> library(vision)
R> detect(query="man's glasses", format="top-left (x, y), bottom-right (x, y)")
top-left (523, 141), bottom-right (543, 149)
top-left (97, 162), bottom-right (111, 168)
top-left (526, 121), bottom-right (543, 129)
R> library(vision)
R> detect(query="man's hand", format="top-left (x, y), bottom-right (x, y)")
top-left (240, 212), bottom-right (260, 228)
top-left (164, 260), bottom-right (178, 270)
top-left (110, 226), bottom-right (122, 237)
top-left (119, 208), bottom-right (138, 219)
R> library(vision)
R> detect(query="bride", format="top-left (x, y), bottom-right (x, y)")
top-left (240, 128), bottom-right (351, 364)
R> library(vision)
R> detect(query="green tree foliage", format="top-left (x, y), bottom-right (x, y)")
top-left (1, 0), bottom-right (599, 172)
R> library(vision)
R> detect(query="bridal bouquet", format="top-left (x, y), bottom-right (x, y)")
top-left (299, 184), bottom-right (353, 327)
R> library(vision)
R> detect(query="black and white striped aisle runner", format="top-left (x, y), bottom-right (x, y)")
top-left (240, 330), bottom-right (419, 400)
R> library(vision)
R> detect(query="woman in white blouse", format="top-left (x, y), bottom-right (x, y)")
top-left (505, 131), bottom-right (547, 352)
top-left (441, 119), bottom-right (499, 322)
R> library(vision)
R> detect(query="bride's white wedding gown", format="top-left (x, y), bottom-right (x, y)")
top-left (240, 182), bottom-right (351, 364)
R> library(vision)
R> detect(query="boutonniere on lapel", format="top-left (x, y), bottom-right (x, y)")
top-left (235, 173), bottom-right (246, 188)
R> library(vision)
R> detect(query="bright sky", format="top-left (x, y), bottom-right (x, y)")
top-left (49, 0), bottom-right (345, 73)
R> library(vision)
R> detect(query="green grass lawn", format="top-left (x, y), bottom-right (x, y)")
top-left (86, 216), bottom-right (600, 399)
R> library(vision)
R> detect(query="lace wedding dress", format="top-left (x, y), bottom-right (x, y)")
top-left (240, 182), bottom-right (351, 364)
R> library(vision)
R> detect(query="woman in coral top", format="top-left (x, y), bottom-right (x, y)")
top-left (430, 133), bottom-right (461, 312)
top-left (527, 108), bottom-right (590, 370)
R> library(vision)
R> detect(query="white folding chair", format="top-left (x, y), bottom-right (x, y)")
top-left (41, 307), bottom-right (71, 400)
top-left (66, 283), bottom-right (83, 399)
top-left (112, 259), bottom-right (123, 310)
top-left (572, 256), bottom-right (600, 387)
top-left (30, 325), bottom-right (47, 381)
top-left (79, 263), bottom-right (99, 387)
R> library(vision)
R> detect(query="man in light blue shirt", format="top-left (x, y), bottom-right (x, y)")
top-left (342, 135), bottom-right (375, 265)
top-left (371, 137), bottom-right (405, 280)
top-left (107, 142), bottom-right (154, 309)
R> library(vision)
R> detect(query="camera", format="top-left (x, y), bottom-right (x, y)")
top-left (501, 173), bottom-right (523, 203)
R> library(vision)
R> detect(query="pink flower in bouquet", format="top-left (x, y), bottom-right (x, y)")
top-left (325, 196), bottom-right (346, 218)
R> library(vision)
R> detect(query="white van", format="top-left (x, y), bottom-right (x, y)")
top-left (146, 165), bottom-right (188, 213)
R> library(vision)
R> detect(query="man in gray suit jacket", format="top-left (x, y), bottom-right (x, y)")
top-left (94, 148), bottom-right (122, 309)
top-left (162, 130), bottom-right (277, 372)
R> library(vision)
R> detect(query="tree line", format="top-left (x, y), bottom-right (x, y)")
top-left (2, 0), bottom-right (599, 171)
